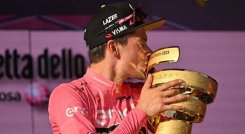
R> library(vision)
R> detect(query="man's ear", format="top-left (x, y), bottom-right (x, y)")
top-left (107, 40), bottom-right (120, 58)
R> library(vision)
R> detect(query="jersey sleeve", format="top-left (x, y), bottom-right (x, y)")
top-left (48, 83), bottom-right (97, 134)
top-left (110, 107), bottom-right (148, 134)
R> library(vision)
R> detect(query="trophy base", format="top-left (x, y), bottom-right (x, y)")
top-left (155, 120), bottom-right (192, 134)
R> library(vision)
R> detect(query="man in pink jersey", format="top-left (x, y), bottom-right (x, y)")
top-left (48, 2), bottom-right (189, 134)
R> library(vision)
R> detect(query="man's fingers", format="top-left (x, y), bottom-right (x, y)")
top-left (142, 74), bottom-right (153, 89)
top-left (161, 89), bottom-right (180, 97)
top-left (163, 104), bottom-right (184, 111)
top-left (156, 79), bottom-right (183, 91)
top-left (162, 94), bottom-right (190, 105)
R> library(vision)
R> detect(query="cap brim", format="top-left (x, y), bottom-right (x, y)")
top-left (138, 18), bottom-right (165, 31)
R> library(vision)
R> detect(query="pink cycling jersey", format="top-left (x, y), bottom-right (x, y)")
top-left (48, 67), bottom-right (149, 134)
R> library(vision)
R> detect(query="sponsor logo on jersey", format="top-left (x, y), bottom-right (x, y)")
top-left (66, 106), bottom-right (88, 117)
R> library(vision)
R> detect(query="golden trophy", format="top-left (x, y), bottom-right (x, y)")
top-left (147, 46), bottom-right (218, 134)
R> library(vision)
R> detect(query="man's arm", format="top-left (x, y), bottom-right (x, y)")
top-left (110, 107), bottom-right (147, 133)
top-left (111, 74), bottom-right (189, 133)
top-left (48, 83), bottom-right (97, 134)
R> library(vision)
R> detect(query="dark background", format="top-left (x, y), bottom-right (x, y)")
top-left (0, 0), bottom-right (245, 30)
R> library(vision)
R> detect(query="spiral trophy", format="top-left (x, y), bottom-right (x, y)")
top-left (147, 46), bottom-right (218, 134)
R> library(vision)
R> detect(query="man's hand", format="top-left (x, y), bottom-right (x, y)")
top-left (136, 73), bottom-right (190, 117)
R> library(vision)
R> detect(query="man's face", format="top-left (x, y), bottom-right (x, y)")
top-left (119, 28), bottom-right (152, 80)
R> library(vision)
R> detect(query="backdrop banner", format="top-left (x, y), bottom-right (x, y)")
top-left (0, 30), bottom-right (244, 134)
